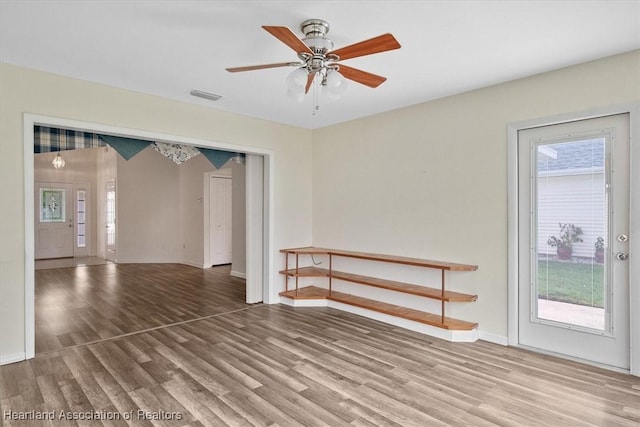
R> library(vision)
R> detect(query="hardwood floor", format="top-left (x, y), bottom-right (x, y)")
top-left (1, 263), bottom-right (636, 425)
top-left (35, 263), bottom-right (247, 354)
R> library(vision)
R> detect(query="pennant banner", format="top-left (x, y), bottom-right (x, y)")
top-left (198, 148), bottom-right (236, 169)
top-left (153, 142), bottom-right (201, 164)
top-left (98, 135), bottom-right (152, 160)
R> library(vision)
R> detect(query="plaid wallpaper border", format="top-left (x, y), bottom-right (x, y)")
top-left (34, 126), bottom-right (105, 153)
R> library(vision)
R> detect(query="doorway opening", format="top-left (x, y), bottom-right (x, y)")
top-left (24, 115), bottom-right (273, 359)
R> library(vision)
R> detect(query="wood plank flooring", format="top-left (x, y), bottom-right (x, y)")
top-left (2, 263), bottom-right (636, 425)
top-left (35, 263), bottom-right (247, 354)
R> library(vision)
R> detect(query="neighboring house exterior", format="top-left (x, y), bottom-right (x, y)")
top-left (536, 138), bottom-right (605, 259)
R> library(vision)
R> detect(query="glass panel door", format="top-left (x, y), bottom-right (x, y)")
top-left (535, 137), bottom-right (608, 332)
top-left (517, 114), bottom-right (630, 370)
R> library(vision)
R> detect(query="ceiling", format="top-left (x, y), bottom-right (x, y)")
top-left (1, 1), bottom-right (639, 130)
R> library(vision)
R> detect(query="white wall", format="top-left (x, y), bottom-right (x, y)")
top-left (311, 50), bottom-right (640, 339)
top-left (0, 63), bottom-right (313, 362)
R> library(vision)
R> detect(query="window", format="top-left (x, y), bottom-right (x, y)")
top-left (77, 189), bottom-right (86, 248)
top-left (40, 188), bottom-right (66, 222)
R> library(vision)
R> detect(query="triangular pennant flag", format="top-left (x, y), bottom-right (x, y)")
top-left (198, 148), bottom-right (236, 169)
top-left (99, 135), bottom-right (152, 160)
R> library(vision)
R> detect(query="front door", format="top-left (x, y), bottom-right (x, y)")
top-left (34, 182), bottom-right (74, 259)
top-left (517, 114), bottom-right (630, 370)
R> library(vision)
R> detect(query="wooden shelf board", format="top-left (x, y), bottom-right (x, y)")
top-left (327, 291), bottom-right (478, 331)
top-left (280, 247), bottom-right (477, 271)
top-left (279, 286), bottom-right (330, 299)
top-left (279, 267), bottom-right (477, 302)
top-left (279, 266), bottom-right (330, 277)
top-left (280, 247), bottom-right (330, 255)
top-left (331, 270), bottom-right (477, 302)
top-left (279, 287), bottom-right (477, 331)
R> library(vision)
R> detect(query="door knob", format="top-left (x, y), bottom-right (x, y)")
top-left (616, 251), bottom-right (629, 261)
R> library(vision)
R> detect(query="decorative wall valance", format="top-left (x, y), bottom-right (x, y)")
top-left (152, 142), bottom-right (201, 164)
top-left (34, 126), bottom-right (242, 169)
top-left (34, 126), bottom-right (105, 152)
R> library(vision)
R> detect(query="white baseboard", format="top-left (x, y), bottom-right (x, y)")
top-left (478, 330), bottom-right (509, 346)
top-left (280, 296), bottom-right (328, 308)
top-left (279, 295), bottom-right (478, 343)
top-left (181, 260), bottom-right (208, 269)
top-left (230, 270), bottom-right (246, 279)
top-left (1, 352), bottom-right (26, 366)
top-left (117, 259), bottom-right (209, 269)
top-left (117, 258), bottom-right (184, 264)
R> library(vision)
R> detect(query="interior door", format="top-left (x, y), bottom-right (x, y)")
top-left (34, 182), bottom-right (74, 259)
top-left (105, 179), bottom-right (117, 262)
top-left (518, 114), bottom-right (630, 369)
top-left (210, 175), bottom-right (232, 266)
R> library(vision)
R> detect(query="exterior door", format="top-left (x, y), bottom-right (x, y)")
top-left (518, 114), bottom-right (630, 369)
top-left (105, 179), bottom-right (117, 262)
top-left (210, 175), bottom-right (232, 265)
top-left (34, 182), bottom-right (74, 259)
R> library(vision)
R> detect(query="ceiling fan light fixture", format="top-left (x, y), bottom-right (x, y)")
top-left (325, 69), bottom-right (347, 98)
top-left (226, 18), bottom-right (400, 113)
top-left (286, 87), bottom-right (305, 103)
top-left (286, 67), bottom-right (308, 90)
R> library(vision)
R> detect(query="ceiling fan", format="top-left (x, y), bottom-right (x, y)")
top-left (226, 19), bottom-right (401, 98)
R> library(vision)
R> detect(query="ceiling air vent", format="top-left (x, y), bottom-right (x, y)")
top-left (190, 90), bottom-right (222, 101)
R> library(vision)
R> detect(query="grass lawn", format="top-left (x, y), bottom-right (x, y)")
top-left (537, 260), bottom-right (604, 308)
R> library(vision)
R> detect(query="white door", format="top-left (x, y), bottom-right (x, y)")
top-left (210, 176), bottom-right (232, 265)
top-left (105, 179), bottom-right (117, 262)
top-left (34, 182), bottom-right (74, 259)
top-left (518, 114), bottom-right (630, 369)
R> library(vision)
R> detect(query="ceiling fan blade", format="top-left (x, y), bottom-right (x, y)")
top-left (305, 71), bottom-right (316, 94)
top-left (263, 26), bottom-right (313, 55)
top-left (226, 62), bottom-right (300, 72)
top-left (329, 33), bottom-right (401, 61)
top-left (337, 64), bottom-right (387, 88)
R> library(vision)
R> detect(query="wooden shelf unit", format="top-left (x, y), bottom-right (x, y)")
top-left (279, 247), bottom-right (478, 331)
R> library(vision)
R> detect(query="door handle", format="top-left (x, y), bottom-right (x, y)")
top-left (616, 251), bottom-right (629, 261)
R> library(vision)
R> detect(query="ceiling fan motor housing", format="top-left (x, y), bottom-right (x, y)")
top-left (300, 19), bottom-right (334, 55)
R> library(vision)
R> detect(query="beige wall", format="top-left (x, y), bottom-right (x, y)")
top-left (0, 63), bottom-right (313, 361)
top-left (312, 50), bottom-right (640, 338)
top-left (116, 147), bottom-right (182, 263)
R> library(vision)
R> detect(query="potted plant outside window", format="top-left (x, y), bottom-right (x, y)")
top-left (547, 223), bottom-right (584, 261)
top-left (595, 236), bottom-right (605, 263)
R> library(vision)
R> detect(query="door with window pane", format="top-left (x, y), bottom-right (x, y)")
top-left (34, 182), bottom-right (74, 259)
top-left (518, 114), bottom-right (630, 369)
